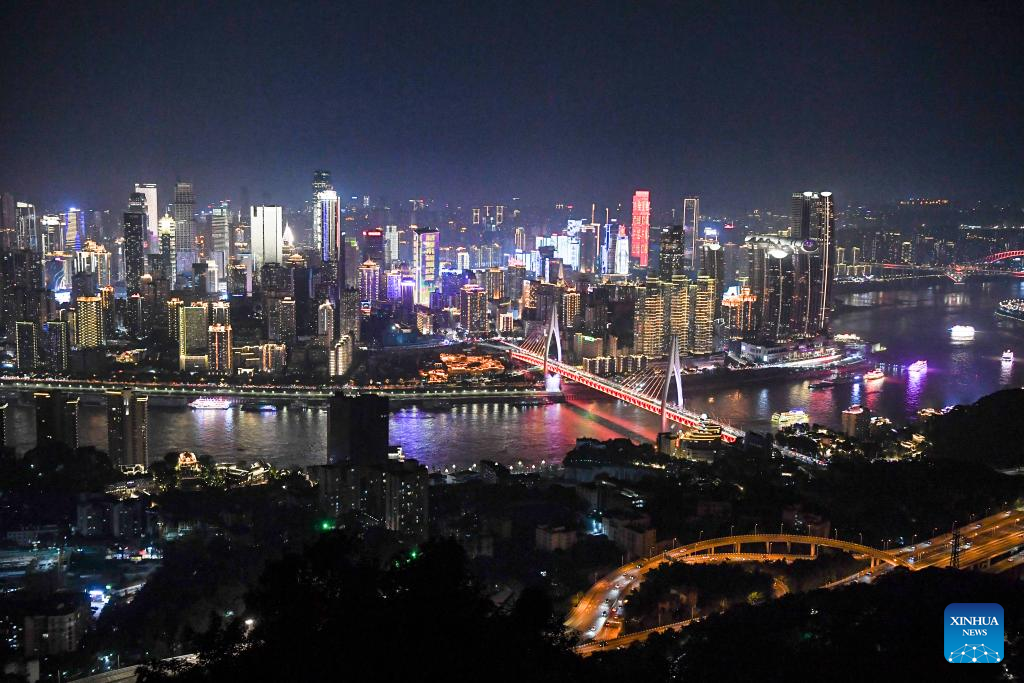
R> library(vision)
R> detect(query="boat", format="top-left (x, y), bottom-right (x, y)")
top-left (996, 299), bottom-right (1024, 322)
top-left (771, 409), bottom-right (810, 428)
top-left (864, 368), bottom-right (885, 380)
top-left (188, 397), bottom-right (232, 410)
top-left (1002, 350), bottom-right (1014, 362)
top-left (949, 325), bottom-right (975, 340)
top-left (241, 403), bottom-right (278, 412)
top-left (907, 360), bottom-right (928, 373)
top-left (808, 380), bottom-right (834, 389)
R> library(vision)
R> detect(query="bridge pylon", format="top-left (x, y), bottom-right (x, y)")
top-left (660, 335), bottom-right (684, 428)
top-left (542, 305), bottom-right (562, 379)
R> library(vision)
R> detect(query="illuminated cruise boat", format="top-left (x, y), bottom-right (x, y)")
top-left (996, 299), bottom-right (1024, 322)
top-left (864, 368), bottom-right (885, 381)
top-left (771, 409), bottom-right (809, 428)
top-left (907, 360), bottom-right (928, 373)
top-left (1002, 350), bottom-right (1014, 363)
top-left (949, 325), bottom-right (975, 340)
top-left (188, 397), bottom-right (233, 410)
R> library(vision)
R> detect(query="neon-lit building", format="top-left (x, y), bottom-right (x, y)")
top-left (630, 190), bottom-right (651, 268)
top-left (315, 190), bottom-right (340, 263)
top-left (412, 226), bottom-right (439, 306)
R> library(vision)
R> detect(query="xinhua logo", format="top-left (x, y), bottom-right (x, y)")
top-left (945, 603), bottom-right (1004, 663)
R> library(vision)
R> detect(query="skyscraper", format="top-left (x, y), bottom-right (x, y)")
top-left (633, 283), bottom-right (664, 356)
top-left (699, 241), bottom-right (725, 319)
top-left (210, 199), bottom-right (232, 264)
top-left (207, 323), bottom-right (233, 374)
top-left (106, 390), bottom-right (148, 467)
top-left (62, 208), bottom-right (86, 252)
top-left (314, 190), bottom-right (340, 264)
top-left (412, 226), bottom-right (439, 306)
top-left (630, 190), bottom-right (651, 268)
top-left (178, 303), bottom-right (209, 370)
top-left (330, 335), bottom-right (353, 377)
top-left (658, 225), bottom-right (687, 284)
top-left (157, 214), bottom-right (176, 280)
top-left (318, 300), bottom-right (335, 342)
top-left (15, 321), bottom-right (38, 371)
top-left (384, 224), bottom-right (399, 265)
top-left (459, 284), bottom-right (487, 335)
top-left (75, 296), bottom-right (105, 348)
top-left (123, 196), bottom-right (147, 295)
top-left (691, 275), bottom-right (716, 354)
top-left (133, 183), bottom-right (159, 251)
top-left (338, 287), bottom-right (360, 343)
top-left (327, 393), bottom-right (389, 465)
top-left (173, 182), bottom-right (196, 278)
top-left (251, 205), bottom-right (283, 276)
top-left (43, 321), bottom-right (70, 373)
top-left (683, 197), bottom-right (700, 269)
top-left (788, 191), bottom-right (835, 337)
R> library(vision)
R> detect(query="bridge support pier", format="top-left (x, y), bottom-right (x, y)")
top-left (810, 544), bottom-right (817, 558)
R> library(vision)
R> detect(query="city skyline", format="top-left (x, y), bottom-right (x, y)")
top-left (1, 2), bottom-right (1023, 212)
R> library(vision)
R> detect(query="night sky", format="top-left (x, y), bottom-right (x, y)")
top-left (1, 0), bottom-right (1022, 213)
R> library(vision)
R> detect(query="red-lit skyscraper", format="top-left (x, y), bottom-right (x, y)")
top-left (630, 190), bottom-right (651, 268)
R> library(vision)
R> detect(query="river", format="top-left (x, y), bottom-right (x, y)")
top-left (4, 279), bottom-right (1023, 470)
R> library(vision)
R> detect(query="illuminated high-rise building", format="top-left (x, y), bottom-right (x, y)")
top-left (75, 296), bottom-right (105, 348)
top-left (312, 169), bottom-right (332, 204)
top-left (251, 205), bottom-right (283, 276)
top-left (359, 260), bottom-right (381, 308)
top-left (629, 190), bottom-right (651, 268)
top-left (211, 301), bottom-right (230, 326)
top-left (16, 202), bottom-right (38, 252)
top-left (683, 197), bottom-right (700, 269)
top-left (508, 226), bottom-right (524, 253)
top-left (384, 224), bottom-right (399, 265)
top-left (43, 321), bottom-right (70, 373)
top-left (459, 284), bottom-right (487, 335)
top-left (62, 208), bottom-right (85, 252)
top-left (664, 282), bottom-right (692, 352)
top-left (178, 303), bottom-right (209, 371)
top-left (173, 182), bottom-right (197, 276)
top-left (318, 299), bottom-right (335, 342)
top-left (412, 226), bottom-right (439, 306)
top-left (211, 199), bottom-right (231, 263)
top-left (330, 334), bottom-right (353, 377)
top-left (699, 241), bottom-right (725, 319)
top-left (207, 323), bottom-right (233, 374)
top-left (633, 283), bottom-right (664, 356)
top-left (133, 183), bottom-right (159, 251)
top-left (788, 191), bottom-right (835, 337)
top-left (338, 287), bottom-right (361, 343)
top-left (314, 190), bottom-right (340, 263)
top-left (123, 198), bottom-right (147, 295)
top-left (615, 226), bottom-right (630, 275)
top-left (157, 214), bottom-right (176, 279)
top-left (658, 225), bottom-right (687, 284)
top-left (691, 275), bottom-right (716, 354)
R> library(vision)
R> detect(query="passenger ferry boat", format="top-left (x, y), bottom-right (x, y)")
top-left (188, 397), bottom-right (233, 410)
top-left (907, 360), bottom-right (928, 373)
top-left (771, 409), bottom-right (810, 428)
top-left (863, 368), bottom-right (885, 381)
top-left (1002, 350), bottom-right (1014, 363)
top-left (996, 299), bottom-right (1024, 322)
